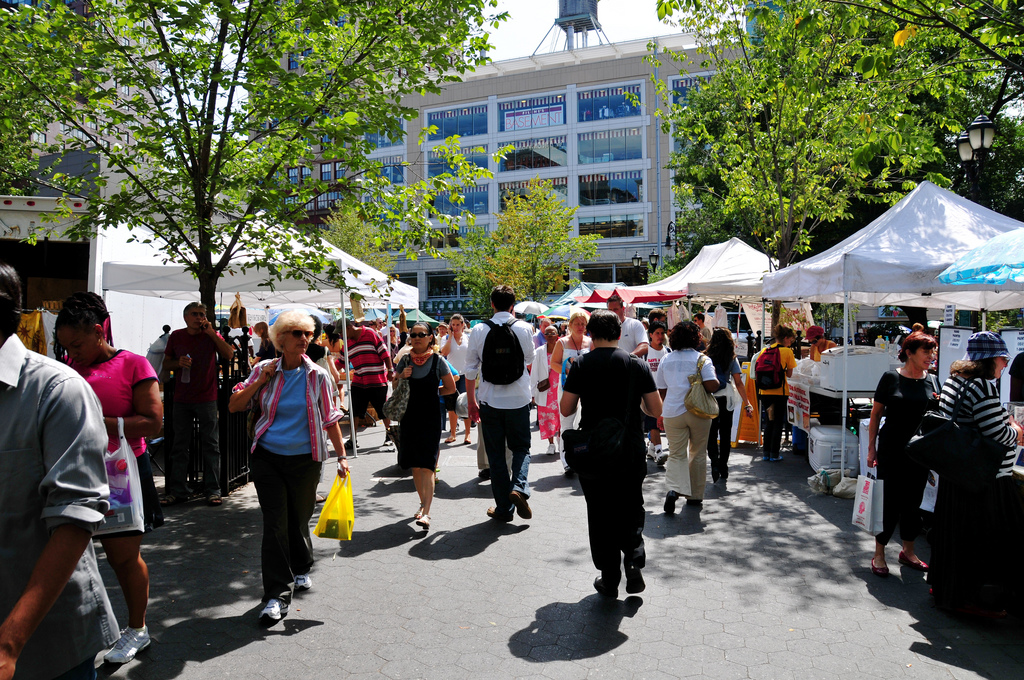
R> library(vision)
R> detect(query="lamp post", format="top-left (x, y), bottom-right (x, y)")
top-left (648, 249), bottom-right (659, 272)
top-left (664, 221), bottom-right (676, 254)
top-left (956, 115), bottom-right (996, 203)
top-left (631, 250), bottom-right (643, 284)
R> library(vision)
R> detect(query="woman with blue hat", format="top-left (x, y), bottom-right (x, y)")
top-left (930, 331), bottom-right (1024, 618)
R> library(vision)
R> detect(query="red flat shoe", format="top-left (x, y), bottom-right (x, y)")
top-left (952, 604), bottom-right (1007, 619)
top-left (898, 551), bottom-right (928, 571)
top-left (871, 558), bottom-right (889, 577)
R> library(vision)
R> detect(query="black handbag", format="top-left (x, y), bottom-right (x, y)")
top-left (561, 356), bottom-right (641, 478)
top-left (905, 378), bottom-right (1010, 494)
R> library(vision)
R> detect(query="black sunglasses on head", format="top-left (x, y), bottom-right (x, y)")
top-left (289, 330), bottom-right (314, 339)
top-left (408, 332), bottom-right (431, 339)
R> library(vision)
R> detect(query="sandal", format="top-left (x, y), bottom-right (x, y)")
top-left (160, 494), bottom-right (184, 507)
top-left (415, 514), bottom-right (430, 529)
top-left (207, 494), bottom-right (223, 506)
top-left (463, 437), bottom-right (471, 445)
top-left (414, 507), bottom-right (424, 520)
top-left (444, 435), bottom-right (457, 444)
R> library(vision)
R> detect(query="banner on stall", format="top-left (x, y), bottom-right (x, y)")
top-left (741, 302), bottom-right (815, 338)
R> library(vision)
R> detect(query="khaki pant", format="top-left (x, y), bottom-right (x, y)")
top-left (664, 411), bottom-right (712, 500)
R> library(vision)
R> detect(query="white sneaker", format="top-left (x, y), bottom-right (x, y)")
top-left (655, 447), bottom-right (668, 466)
top-left (103, 626), bottom-right (151, 664)
top-left (294, 573), bottom-right (312, 590)
top-left (646, 441), bottom-right (656, 460)
top-left (259, 598), bottom-right (288, 626)
top-left (546, 442), bottom-right (556, 455)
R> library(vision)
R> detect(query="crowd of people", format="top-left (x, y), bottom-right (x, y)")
top-left (4, 261), bottom-right (1024, 679)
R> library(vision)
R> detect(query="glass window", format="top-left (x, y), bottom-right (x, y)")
top-left (578, 171), bottom-right (643, 206)
top-left (426, 105), bottom-right (488, 141)
top-left (334, 161), bottom-right (345, 179)
top-left (499, 178), bottom-right (567, 210)
top-left (498, 136), bottom-right (567, 171)
top-left (365, 124), bottom-right (405, 149)
top-left (288, 54), bottom-right (299, 70)
top-left (395, 273), bottom-right (419, 290)
top-left (578, 214), bottom-right (644, 239)
top-left (672, 75), bottom-right (711, 105)
top-left (577, 127), bottom-right (643, 164)
top-left (427, 272), bottom-right (458, 298)
top-left (434, 185), bottom-right (489, 217)
top-left (428, 145), bottom-right (488, 178)
top-left (577, 85), bottom-right (641, 122)
top-left (497, 94), bottom-right (566, 132)
top-left (580, 265), bottom-right (614, 284)
top-left (321, 163), bottom-right (333, 182)
top-left (300, 166), bottom-right (311, 183)
top-left (374, 154), bottom-right (404, 185)
top-left (288, 167), bottom-right (299, 184)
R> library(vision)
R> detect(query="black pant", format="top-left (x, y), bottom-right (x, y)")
top-left (579, 473), bottom-right (646, 585)
top-left (875, 448), bottom-right (928, 546)
top-left (761, 394), bottom-right (788, 457)
top-left (251, 444), bottom-right (321, 605)
top-left (707, 396), bottom-right (733, 474)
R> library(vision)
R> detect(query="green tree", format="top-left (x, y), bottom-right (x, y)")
top-left (321, 205), bottom-right (394, 275)
top-left (445, 178), bottom-right (599, 315)
top-left (1, 0), bottom-right (504, 316)
top-left (655, 0), bottom-right (945, 326)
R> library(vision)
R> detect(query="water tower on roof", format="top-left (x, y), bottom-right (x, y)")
top-left (534, 0), bottom-right (611, 54)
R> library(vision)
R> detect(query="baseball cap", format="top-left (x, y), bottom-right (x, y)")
top-left (965, 331), bottom-right (1010, 362)
top-left (806, 325), bottom-right (825, 341)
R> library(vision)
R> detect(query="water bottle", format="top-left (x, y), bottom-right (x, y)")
top-left (181, 353), bottom-right (191, 383)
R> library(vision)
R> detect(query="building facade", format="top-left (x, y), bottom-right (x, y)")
top-left (357, 34), bottom-right (705, 317)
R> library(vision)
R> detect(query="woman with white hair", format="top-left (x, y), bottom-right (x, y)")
top-left (230, 311), bottom-right (348, 627)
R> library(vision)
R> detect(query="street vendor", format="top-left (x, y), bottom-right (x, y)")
top-left (805, 326), bottom-right (836, 362)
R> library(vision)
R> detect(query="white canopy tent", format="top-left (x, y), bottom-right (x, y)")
top-left (761, 181), bottom-right (1024, 310)
top-left (761, 181), bottom-right (1024, 482)
top-left (99, 224), bottom-right (417, 308)
top-left (636, 237), bottom-right (776, 301)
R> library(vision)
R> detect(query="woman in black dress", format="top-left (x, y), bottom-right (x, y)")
top-left (866, 330), bottom-right (938, 576)
top-left (393, 322), bottom-right (457, 530)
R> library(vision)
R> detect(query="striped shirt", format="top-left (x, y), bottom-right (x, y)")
top-left (939, 375), bottom-right (1018, 478)
top-left (345, 327), bottom-right (390, 387)
top-left (233, 356), bottom-right (344, 461)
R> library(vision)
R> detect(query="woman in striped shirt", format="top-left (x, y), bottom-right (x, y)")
top-left (930, 332), bottom-right (1024, 618)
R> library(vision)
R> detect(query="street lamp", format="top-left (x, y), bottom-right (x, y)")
top-left (631, 250), bottom-right (643, 284)
top-left (664, 221), bottom-right (676, 253)
top-left (956, 115), bottom-right (996, 203)
top-left (648, 249), bottom-right (659, 271)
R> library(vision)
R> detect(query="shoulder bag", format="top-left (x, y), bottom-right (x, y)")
top-left (684, 355), bottom-right (719, 419)
top-left (905, 378), bottom-right (1010, 494)
top-left (382, 358), bottom-right (411, 422)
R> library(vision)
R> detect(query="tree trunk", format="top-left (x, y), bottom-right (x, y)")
top-left (899, 306), bottom-right (928, 331)
top-left (770, 299), bottom-right (781, 336)
top-left (199, 270), bottom-right (219, 324)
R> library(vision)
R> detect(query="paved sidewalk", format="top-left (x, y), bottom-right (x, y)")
top-left (94, 423), bottom-right (1024, 679)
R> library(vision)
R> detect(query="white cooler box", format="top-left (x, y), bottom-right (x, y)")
top-left (809, 425), bottom-right (859, 473)
top-left (818, 347), bottom-right (891, 392)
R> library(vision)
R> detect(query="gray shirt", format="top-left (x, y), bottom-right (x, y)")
top-left (0, 336), bottom-right (118, 680)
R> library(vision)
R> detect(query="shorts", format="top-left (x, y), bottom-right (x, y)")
top-left (445, 375), bottom-right (466, 411)
top-left (99, 450), bottom-right (164, 539)
top-left (351, 384), bottom-right (389, 418)
top-left (644, 415), bottom-right (662, 433)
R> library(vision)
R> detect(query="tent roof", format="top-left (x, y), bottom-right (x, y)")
top-left (761, 182), bottom-right (1024, 310)
top-left (99, 223), bottom-right (417, 308)
top-left (634, 237), bottom-right (775, 300)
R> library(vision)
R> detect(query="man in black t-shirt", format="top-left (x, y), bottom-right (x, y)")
top-left (1009, 353), bottom-right (1024, 402)
top-left (561, 310), bottom-right (662, 599)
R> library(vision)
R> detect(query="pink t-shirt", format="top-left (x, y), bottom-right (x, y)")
top-left (71, 350), bottom-right (158, 457)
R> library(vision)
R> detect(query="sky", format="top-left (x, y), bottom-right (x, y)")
top-left (488, 0), bottom-right (678, 62)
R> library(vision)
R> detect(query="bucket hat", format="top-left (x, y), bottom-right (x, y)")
top-left (964, 331), bottom-right (1010, 362)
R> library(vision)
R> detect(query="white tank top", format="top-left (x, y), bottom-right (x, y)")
top-left (446, 333), bottom-right (469, 372)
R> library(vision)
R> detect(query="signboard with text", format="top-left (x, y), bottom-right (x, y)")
top-left (502, 104), bottom-right (565, 132)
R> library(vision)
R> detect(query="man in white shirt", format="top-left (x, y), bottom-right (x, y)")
top-left (607, 294), bottom-right (649, 357)
top-left (465, 285), bottom-right (537, 522)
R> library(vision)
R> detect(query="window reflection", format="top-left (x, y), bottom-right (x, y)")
top-left (578, 214), bottom-right (643, 239)
top-left (577, 85), bottom-right (641, 122)
top-left (433, 185), bottom-right (489, 216)
top-left (499, 136), bottom-right (567, 171)
top-left (427, 105), bottom-right (488, 141)
top-left (428, 146), bottom-right (488, 178)
top-left (499, 178), bottom-right (567, 210)
top-left (577, 128), bottom-right (642, 164)
top-left (578, 172), bottom-right (643, 206)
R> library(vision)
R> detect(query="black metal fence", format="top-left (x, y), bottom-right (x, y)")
top-left (162, 328), bottom-right (254, 497)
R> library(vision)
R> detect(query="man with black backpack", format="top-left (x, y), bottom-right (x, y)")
top-left (464, 285), bottom-right (537, 522)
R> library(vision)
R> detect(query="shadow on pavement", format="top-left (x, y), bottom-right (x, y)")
top-left (508, 595), bottom-right (643, 661)
top-left (408, 519), bottom-right (529, 561)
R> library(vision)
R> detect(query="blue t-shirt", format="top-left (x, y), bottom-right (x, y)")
top-left (259, 366), bottom-right (313, 456)
top-left (713, 358), bottom-right (741, 389)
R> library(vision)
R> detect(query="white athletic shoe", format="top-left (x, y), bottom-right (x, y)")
top-left (103, 626), bottom-right (151, 664)
top-left (546, 442), bottom-right (556, 455)
top-left (655, 446), bottom-right (668, 466)
top-left (646, 441), bottom-right (656, 460)
top-left (294, 573), bottom-right (312, 590)
top-left (259, 598), bottom-right (288, 626)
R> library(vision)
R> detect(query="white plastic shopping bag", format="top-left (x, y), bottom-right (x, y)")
top-left (94, 418), bottom-right (145, 536)
top-left (851, 474), bottom-right (884, 535)
top-left (920, 470), bottom-right (939, 513)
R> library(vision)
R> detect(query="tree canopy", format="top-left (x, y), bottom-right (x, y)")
top-left (445, 178), bottom-right (599, 315)
top-left (1, 0), bottom-right (504, 313)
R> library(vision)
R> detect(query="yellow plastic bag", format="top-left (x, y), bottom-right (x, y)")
top-left (313, 474), bottom-right (353, 540)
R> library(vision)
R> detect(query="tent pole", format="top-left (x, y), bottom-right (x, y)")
top-left (981, 308), bottom-right (987, 331)
top-left (841, 290), bottom-right (849, 481)
top-left (339, 293), bottom-right (358, 457)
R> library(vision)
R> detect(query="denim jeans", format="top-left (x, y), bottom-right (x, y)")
top-left (168, 400), bottom-right (221, 497)
top-left (479, 404), bottom-right (531, 514)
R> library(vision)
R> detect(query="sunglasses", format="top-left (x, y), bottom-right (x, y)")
top-left (289, 330), bottom-right (314, 339)
top-left (408, 332), bottom-right (431, 339)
